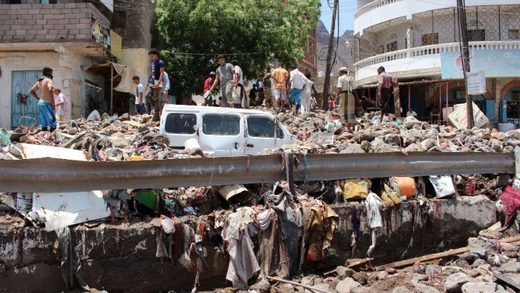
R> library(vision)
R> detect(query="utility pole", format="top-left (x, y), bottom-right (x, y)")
top-left (457, 0), bottom-right (474, 128)
top-left (322, 0), bottom-right (339, 109)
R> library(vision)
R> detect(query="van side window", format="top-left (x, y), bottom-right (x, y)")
top-left (247, 116), bottom-right (275, 138)
top-left (203, 114), bottom-right (240, 136)
top-left (165, 113), bottom-right (197, 134)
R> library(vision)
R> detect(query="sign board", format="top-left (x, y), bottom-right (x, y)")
top-left (441, 50), bottom-right (520, 79)
top-left (467, 71), bottom-right (486, 95)
top-left (92, 17), bottom-right (111, 49)
top-left (448, 102), bottom-right (489, 129)
top-left (110, 30), bottom-right (123, 59)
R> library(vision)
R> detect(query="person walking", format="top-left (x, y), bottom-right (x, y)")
top-left (145, 48), bottom-right (165, 120)
top-left (301, 72), bottom-right (318, 117)
top-left (30, 67), bottom-right (56, 132)
top-left (209, 55), bottom-right (234, 107)
top-left (53, 87), bottom-right (69, 122)
top-left (132, 75), bottom-right (146, 114)
top-left (336, 67), bottom-right (355, 129)
top-left (376, 66), bottom-right (397, 122)
top-left (271, 64), bottom-right (289, 112)
top-left (262, 72), bottom-right (273, 108)
top-left (289, 65), bottom-right (306, 115)
top-left (231, 60), bottom-right (246, 108)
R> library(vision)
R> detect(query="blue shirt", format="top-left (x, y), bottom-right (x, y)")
top-left (150, 59), bottom-right (165, 84)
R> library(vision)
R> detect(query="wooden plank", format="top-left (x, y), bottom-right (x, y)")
top-left (377, 235), bottom-right (520, 270)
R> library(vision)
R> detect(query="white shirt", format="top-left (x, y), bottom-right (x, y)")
top-left (234, 66), bottom-right (244, 85)
top-left (135, 83), bottom-right (144, 105)
top-left (337, 74), bottom-right (353, 92)
top-left (162, 72), bottom-right (170, 93)
top-left (303, 77), bottom-right (313, 97)
top-left (290, 69), bottom-right (305, 90)
top-left (87, 109), bottom-right (101, 121)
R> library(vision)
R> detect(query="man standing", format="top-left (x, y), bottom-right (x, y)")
top-left (145, 49), bottom-right (165, 120)
top-left (30, 67), bottom-right (56, 132)
top-left (301, 72), bottom-right (318, 117)
top-left (289, 65), bottom-right (305, 115)
top-left (336, 67), bottom-right (355, 129)
top-left (132, 76), bottom-right (145, 114)
top-left (376, 66), bottom-right (397, 122)
top-left (271, 64), bottom-right (289, 112)
top-left (209, 55), bottom-right (234, 107)
top-left (231, 60), bottom-right (245, 108)
top-left (262, 72), bottom-right (273, 107)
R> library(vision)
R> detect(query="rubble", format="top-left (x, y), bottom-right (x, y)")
top-left (0, 110), bottom-right (519, 292)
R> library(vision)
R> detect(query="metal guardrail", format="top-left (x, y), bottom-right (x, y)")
top-left (0, 152), bottom-right (515, 193)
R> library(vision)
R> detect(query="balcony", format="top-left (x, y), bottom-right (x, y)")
top-left (354, 40), bottom-right (520, 84)
top-left (0, 2), bottom-right (110, 50)
top-left (354, 0), bottom-right (520, 35)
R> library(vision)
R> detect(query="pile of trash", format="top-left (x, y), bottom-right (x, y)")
top-left (0, 114), bottom-right (200, 161)
top-left (274, 110), bottom-right (520, 154)
top-left (261, 227), bottom-right (520, 293)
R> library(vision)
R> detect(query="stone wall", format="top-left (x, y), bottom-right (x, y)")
top-left (0, 2), bottom-right (109, 43)
top-left (0, 196), bottom-right (496, 291)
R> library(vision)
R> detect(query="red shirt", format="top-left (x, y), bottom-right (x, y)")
top-left (203, 77), bottom-right (213, 92)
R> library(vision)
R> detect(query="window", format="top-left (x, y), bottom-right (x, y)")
top-left (468, 30), bottom-right (485, 41)
top-left (509, 30), bottom-right (520, 40)
top-left (386, 41), bottom-right (397, 53)
top-left (247, 116), bottom-right (275, 138)
top-left (165, 113), bottom-right (197, 134)
top-left (40, 0), bottom-right (57, 3)
top-left (421, 33), bottom-right (439, 46)
top-left (203, 114), bottom-right (240, 136)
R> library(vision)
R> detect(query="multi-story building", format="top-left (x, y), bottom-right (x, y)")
top-left (353, 0), bottom-right (520, 125)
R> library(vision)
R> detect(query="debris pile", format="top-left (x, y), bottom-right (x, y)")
top-left (264, 232), bottom-right (520, 293)
top-left (275, 110), bottom-right (520, 154)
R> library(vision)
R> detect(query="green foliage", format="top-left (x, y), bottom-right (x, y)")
top-left (155, 0), bottom-right (320, 95)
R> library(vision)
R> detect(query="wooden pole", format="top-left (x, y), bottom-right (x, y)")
top-left (457, 0), bottom-right (474, 128)
top-left (322, 0), bottom-right (339, 110)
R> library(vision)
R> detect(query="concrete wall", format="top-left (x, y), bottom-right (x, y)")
top-left (0, 196), bottom-right (496, 291)
top-left (111, 0), bottom-right (154, 50)
top-left (0, 3), bottom-right (109, 43)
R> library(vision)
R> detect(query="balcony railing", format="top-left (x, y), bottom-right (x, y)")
top-left (354, 41), bottom-right (520, 69)
top-left (355, 0), bottom-right (404, 18)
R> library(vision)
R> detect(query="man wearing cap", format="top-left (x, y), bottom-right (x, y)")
top-left (30, 67), bottom-right (57, 132)
top-left (336, 67), bottom-right (355, 129)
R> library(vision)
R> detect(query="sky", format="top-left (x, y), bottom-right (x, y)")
top-left (320, 0), bottom-right (356, 34)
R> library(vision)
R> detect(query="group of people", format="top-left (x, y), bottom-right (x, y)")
top-left (203, 55), bottom-right (245, 108)
top-left (133, 49), bottom-right (171, 121)
top-left (29, 67), bottom-right (69, 132)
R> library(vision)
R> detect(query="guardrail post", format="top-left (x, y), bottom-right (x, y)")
top-left (285, 152), bottom-right (295, 199)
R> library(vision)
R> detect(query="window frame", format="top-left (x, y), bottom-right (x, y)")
top-left (164, 113), bottom-right (198, 135)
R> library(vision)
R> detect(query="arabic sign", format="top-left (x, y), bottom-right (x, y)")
top-left (467, 71), bottom-right (486, 95)
top-left (441, 50), bottom-right (520, 79)
top-left (91, 17), bottom-right (111, 49)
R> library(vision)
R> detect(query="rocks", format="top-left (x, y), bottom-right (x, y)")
top-left (461, 281), bottom-right (506, 293)
top-left (335, 277), bottom-right (361, 293)
top-left (444, 272), bottom-right (473, 293)
top-left (351, 272), bottom-right (368, 285)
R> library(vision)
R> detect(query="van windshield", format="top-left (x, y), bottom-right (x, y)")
top-left (165, 113), bottom-right (197, 134)
top-left (203, 114), bottom-right (241, 136)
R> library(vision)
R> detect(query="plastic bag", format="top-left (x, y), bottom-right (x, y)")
top-left (343, 179), bottom-right (371, 201)
top-left (0, 128), bottom-right (10, 147)
top-left (389, 177), bottom-right (416, 198)
top-left (429, 176), bottom-right (456, 198)
top-left (160, 215), bottom-right (175, 234)
top-left (231, 86), bottom-right (241, 104)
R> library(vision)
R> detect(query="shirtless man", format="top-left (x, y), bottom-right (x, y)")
top-left (30, 67), bottom-right (56, 131)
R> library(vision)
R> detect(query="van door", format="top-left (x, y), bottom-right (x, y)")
top-left (199, 113), bottom-right (245, 157)
top-left (245, 115), bottom-right (280, 155)
top-left (162, 112), bottom-right (199, 148)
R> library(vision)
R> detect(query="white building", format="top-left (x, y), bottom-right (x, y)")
top-left (353, 0), bottom-right (520, 124)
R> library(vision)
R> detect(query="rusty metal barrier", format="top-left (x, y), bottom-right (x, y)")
top-left (0, 152), bottom-right (515, 193)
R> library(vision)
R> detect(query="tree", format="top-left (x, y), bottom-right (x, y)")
top-left (155, 0), bottom-right (320, 96)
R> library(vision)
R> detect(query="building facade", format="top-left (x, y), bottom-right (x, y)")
top-left (353, 0), bottom-right (520, 125)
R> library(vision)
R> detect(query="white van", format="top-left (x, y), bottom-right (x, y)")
top-left (159, 105), bottom-right (294, 157)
